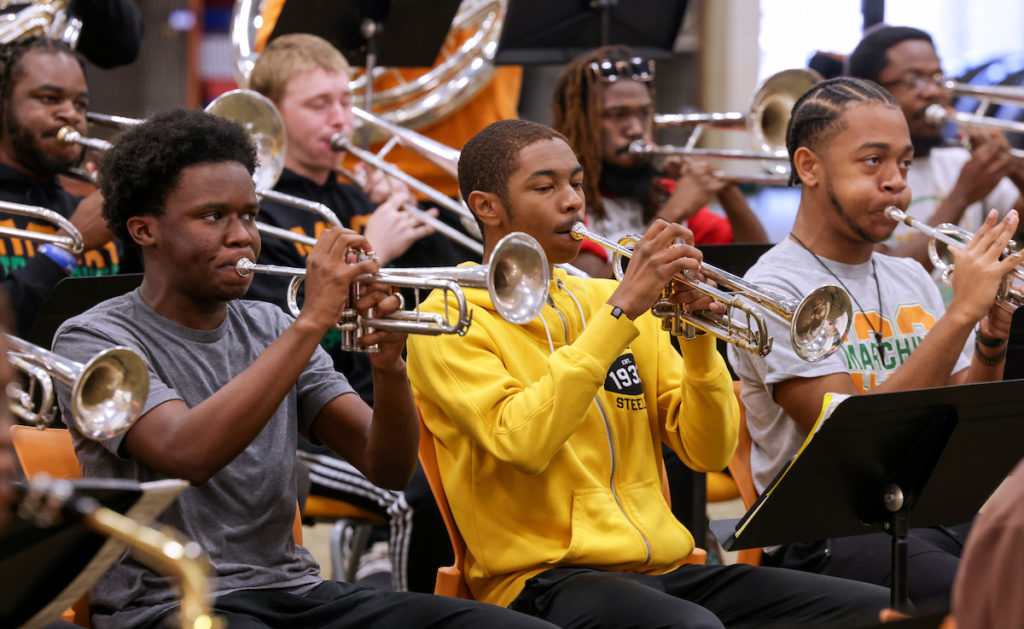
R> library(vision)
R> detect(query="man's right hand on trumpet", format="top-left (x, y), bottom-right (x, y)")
top-left (607, 219), bottom-right (725, 321)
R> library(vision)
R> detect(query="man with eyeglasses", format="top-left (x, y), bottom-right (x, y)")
top-left (552, 45), bottom-right (768, 279)
top-left (849, 25), bottom-right (1024, 274)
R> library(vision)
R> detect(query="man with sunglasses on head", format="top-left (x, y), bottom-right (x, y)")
top-left (552, 45), bottom-right (768, 279)
top-left (849, 25), bottom-right (1024, 273)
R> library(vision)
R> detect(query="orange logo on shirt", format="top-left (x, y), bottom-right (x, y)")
top-left (288, 217), bottom-right (369, 257)
top-left (841, 305), bottom-right (938, 392)
top-left (0, 219), bottom-right (120, 276)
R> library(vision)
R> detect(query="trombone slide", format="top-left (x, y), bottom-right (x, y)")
top-left (0, 199), bottom-right (84, 254)
top-left (628, 140), bottom-right (789, 163)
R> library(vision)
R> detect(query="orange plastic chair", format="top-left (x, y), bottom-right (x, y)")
top-left (418, 419), bottom-right (705, 599)
top-left (10, 425), bottom-right (89, 627)
top-left (417, 419), bottom-right (474, 599)
top-left (301, 494), bottom-right (386, 582)
top-left (726, 381), bottom-right (763, 566)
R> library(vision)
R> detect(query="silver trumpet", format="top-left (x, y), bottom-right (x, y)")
top-left (569, 223), bottom-right (852, 361)
top-left (0, 199), bottom-right (84, 254)
top-left (884, 206), bottom-right (1023, 310)
top-left (5, 334), bottom-right (149, 440)
top-left (235, 231), bottom-right (550, 351)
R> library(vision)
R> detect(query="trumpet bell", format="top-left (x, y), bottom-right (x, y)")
top-left (790, 286), bottom-right (852, 362)
top-left (72, 347), bottom-right (150, 441)
top-left (205, 89), bottom-right (287, 190)
top-left (487, 232), bottom-right (550, 325)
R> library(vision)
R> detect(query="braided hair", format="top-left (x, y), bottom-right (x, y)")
top-left (0, 36), bottom-right (85, 132)
top-left (785, 77), bottom-right (897, 185)
top-left (552, 44), bottom-right (653, 220)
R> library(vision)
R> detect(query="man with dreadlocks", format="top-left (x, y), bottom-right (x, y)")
top-left (729, 76), bottom-right (1019, 611)
top-left (0, 36), bottom-right (119, 336)
top-left (552, 45), bottom-right (768, 279)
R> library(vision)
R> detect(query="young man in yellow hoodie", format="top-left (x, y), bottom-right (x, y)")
top-left (407, 119), bottom-right (891, 628)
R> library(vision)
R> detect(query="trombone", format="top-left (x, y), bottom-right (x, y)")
top-left (5, 334), bottom-right (149, 440)
top-left (74, 91), bottom-right (344, 229)
top-left (569, 223), bottom-right (852, 361)
top-left (651, 68), bottom-right (822, 178)
top-left (16, 478), bottom-right (221, 629)
top-left (923, 104), bottom-right (1024, 158)
top-left (235, 231), bottom-right (549, 351)
top-left (883, 206), bottom-right (1023, 310)
top-left (336, 109), bottom-right (590, 278)
top-left (0, 199), bottom-right (84, 254)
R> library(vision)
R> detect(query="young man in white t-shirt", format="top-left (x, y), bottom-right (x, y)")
top-left (730, 76), bottom-right (1019, 612)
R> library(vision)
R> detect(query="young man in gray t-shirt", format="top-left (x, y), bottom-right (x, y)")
top-left (728, 77), bottom-right (1019, 610)
top-left (51, 109), bottom-right (554, 629)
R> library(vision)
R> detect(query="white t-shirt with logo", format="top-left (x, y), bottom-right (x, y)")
top-left (728, 238), bottom-right (972, 494)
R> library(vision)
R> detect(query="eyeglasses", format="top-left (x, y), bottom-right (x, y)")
top-left (589, 57), bottom-right (655, 83)
top-left (883, 72), bottom-right (948, 93)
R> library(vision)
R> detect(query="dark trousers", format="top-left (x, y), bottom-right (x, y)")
top-left (150, 580), bottom-right (555, 629)
top-left (509, 564), bottom-right (891, 629)
top-left (763, 523), bottom-right (970, 612)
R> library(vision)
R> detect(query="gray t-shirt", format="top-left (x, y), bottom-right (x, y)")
top-left (52, 290), bottom-right (354, 629)
top-left (728, 239), bottom-right (971, 494)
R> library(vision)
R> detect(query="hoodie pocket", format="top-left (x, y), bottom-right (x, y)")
top-left (560, 486), bottom-right (656, 566)
top-left (619, 478), bottom-right (694, 565)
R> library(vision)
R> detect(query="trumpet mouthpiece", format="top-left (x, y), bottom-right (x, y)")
top-left (569, 222), bottom-right (588, 241)
top-left (923, 104), bottom-right (948, 127)
top-left (883, 206), bottom-right (907, 223)
top-left (56, 126), bottom-right (79, 145)
top-left (329, 133), bottom-right (349, 152)
top-left (235, 258), bottom-right (256, 276)
top-left (627, 140), bottom-right (652, 156)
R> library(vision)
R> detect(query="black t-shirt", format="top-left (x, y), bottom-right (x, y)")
top-left (0, 163), bottom-right (122, 335)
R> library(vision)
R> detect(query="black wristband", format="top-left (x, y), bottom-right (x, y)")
top-left (975, 338), bottom-right (1008, 366)
top-left (975, 326), bottom-right (1008, 348)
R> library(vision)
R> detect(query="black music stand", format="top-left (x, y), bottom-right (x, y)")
top-left (26, 274), bottom-right (142, 348)
top-left (495, 0), bottom-right (688, 65)
top-left (268, 0), bottom-right (459, 67)
top-left (0, 478), bottom-right (186, 628)
top-left (710, 380), bottom-right (1024, 612)
top-left (1002, 305), bottom-right (1024, 380)
top-left (268, 0), bottom-right (460, 145)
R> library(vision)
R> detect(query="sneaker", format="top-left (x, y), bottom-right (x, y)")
top-left (354, 541), bottom-right (393, 590)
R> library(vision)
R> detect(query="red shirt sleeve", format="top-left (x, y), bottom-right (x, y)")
top-left (687, 207), bottom-right (734, 245)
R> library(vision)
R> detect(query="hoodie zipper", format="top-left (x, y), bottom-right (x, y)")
top-left (548, 281), bottom-right (653, 564)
